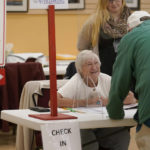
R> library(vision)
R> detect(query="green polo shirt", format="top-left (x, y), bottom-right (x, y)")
top-left (107, 20), bottom-right (150, 124)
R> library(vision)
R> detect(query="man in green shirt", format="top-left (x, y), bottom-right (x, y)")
top-left (107, 11), bottom-right (150, 150)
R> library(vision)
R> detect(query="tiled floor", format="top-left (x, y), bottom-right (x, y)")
top-left (0, 127), bottom-right (138, 150)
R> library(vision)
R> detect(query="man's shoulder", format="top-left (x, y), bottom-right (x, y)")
top-left (120, 29), bottom-right (138, 46)
top-left (121, 22), bottom-right (150, 44)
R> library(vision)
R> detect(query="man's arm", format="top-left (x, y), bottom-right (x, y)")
top-left (106, 36), bottom-right (134, 119)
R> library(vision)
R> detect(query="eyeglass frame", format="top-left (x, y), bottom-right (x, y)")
top-left (109, 0), bottom-right (121, 3)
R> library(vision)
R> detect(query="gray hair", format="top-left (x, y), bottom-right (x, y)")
top-left (75, 50), bottom-right (101, 73)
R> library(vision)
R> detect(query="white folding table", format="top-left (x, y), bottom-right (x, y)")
top-left (1, 108), bottom-right (137, 131)
top-left (1, 107), bottom-right (137, 150)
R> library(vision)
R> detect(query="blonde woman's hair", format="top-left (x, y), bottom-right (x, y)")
top-left (91, 0), bottom-right (126, 47)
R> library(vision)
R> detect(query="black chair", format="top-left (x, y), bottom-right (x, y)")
top-left (64, 61), bottom-right (76, 79)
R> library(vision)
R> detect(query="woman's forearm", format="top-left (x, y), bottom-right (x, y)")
top-left (58, 97), bottom-right (87, 108)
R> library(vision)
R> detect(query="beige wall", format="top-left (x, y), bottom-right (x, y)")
top-left (6, 13), bottom-right (89, 56)
top-left (6, 0), bottom-right (150, 56)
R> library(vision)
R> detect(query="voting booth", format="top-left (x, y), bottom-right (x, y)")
top-left (0, 0), bottom-right (81, 149)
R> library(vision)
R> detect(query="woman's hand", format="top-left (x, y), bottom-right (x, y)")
top-left (124, 91), bottom-right (137, 105)
top-left (100, 97), bottom-right (108, 106)
top-left (87, 97), bottom-right (99, 106)
top-left (88, 97), bottom-right (108, 106)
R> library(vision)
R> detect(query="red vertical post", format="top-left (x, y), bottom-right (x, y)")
top-left (48, 5), bottom-right (57, 116)
top-left (28, 5), bottom-right (77, 120)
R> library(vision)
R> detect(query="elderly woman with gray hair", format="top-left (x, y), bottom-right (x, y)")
top-left (57, 50), bottom-right (136, 150)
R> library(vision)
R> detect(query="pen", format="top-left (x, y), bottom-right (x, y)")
top-left (63, 108), bottom-right (85, 113)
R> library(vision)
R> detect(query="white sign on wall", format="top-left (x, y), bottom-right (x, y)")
top-left (41, 120), bottom-right (81, 150)
top-left (0, 0), bottom-right (6, 66)
top-left (30, 0), bottom-right (69, 9)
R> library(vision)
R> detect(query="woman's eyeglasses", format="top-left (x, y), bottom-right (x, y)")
top-left (109, 0), bottom-right (121, 3)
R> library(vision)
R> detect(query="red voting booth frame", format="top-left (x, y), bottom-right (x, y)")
top-left (0, 0), bottom-right (6, 86)
top-left (29, 5), bottom-right (77, 120)
top-left (0, 68), bottom-right (5, 85)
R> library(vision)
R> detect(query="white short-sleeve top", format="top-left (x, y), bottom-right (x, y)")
top-left (58, 73), bottom-right (111, 101)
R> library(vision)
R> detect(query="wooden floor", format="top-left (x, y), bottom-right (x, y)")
top-left (0, 127), bottom-right (15, 150)
top-left (128, 127), bottom-right (139, 150)
top-left (0, 127), bottom-right (139, 150)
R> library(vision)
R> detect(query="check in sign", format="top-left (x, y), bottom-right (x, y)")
top-left (0, 0), bottom-right (5, 66)
top-left (41, 120), bottom-right (81, 150)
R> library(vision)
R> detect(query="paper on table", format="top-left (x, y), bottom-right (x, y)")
top-left (58, 108), bottom-right (70, 113)
top-left (123, 103), bottom-right (138, 110)
top-left (73, 107), bottom-right (107, 114)
top-left (56, 54), bottom-right (76, 60)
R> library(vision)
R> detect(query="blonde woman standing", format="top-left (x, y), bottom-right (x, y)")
top-left (77, 0), bottom-right (131, 76)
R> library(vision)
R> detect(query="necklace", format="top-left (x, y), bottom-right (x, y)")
top-left (93, 87), bottom-right (96, 91)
